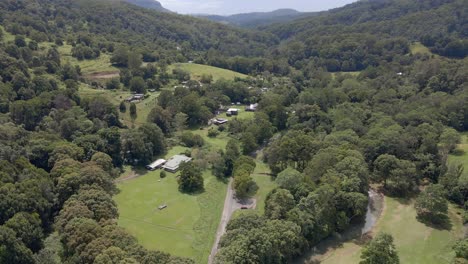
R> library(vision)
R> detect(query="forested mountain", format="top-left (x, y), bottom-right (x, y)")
top-left (123, 0), bottom-right (170, 12)
top-left (263, 0), bottom-right (467, 72)
top-left (0, 0), bottom-right (276, 64)
top-left (196, 9), bottom-right (310, 28)
top-left (0, 0), bottom-right (467, 263)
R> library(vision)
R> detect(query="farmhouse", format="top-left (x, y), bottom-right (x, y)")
top-left (125, 94), bottom-right (145, 102)
top-left (213, 118), bottom-right (228, 125)
top-left (146, 159), bottom-right (167, 171)
top-left (162, 155), bottom-right (192, 173)
top-left (226, 108), bottom-right (239, 116)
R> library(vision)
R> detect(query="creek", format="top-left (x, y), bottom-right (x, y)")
top-left (293, 189), bottom-right (384, 264)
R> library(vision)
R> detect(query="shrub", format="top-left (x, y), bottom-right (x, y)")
top-left (160, 171), bottom-right (166, 178)
top-left (180, 132), bottom-right (204, 147)
top-left (208, 129), bottom-right (219, 138)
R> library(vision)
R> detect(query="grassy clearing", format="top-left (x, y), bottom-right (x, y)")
top-left (448, 133), bottom-right (468, 176)
top-left (331, 71), bottom-right (361, 78)
top-left (115, 163), bottom-right (227, 263)
top-left (320, 197), bottom-right (464, 264)
top-left (77, 85), bottom-right (161, 127)
top-left (217, 109), bottom-right (255, 121)
top-left (410, 42), bottom-right (437, 57)
top-left (52, 43), bottom-right (119, 74)
top-left (169, 63), bottom-right (247, 81)
top-left (191, 127), bottom-right (231, 151)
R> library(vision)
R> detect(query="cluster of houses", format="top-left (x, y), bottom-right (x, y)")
top-left (146, 154), bottom-right (192, 173)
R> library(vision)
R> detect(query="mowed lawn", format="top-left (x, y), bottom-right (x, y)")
top-left (320, 198), bottom-right (464, 264)
top-left (169, 63), bottom-right (247, 81)
top-left (115, 169), bottom-right (227, 263)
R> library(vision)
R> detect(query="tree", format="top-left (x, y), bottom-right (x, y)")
top-left (0, 226), bottom-right (35, 264)
top-left (129, 103), bottom-right (137, 122)
top-left (241, 132), bottom-right (258, 155)
top-left (129, 76), bottom-right (146, 94)
top-left (5, 212), bottom-right (44, 252)
top-left (233, 169), bottom-right (258, 199)
top-left (106, 78), bottom-right (120, 90)
top-left (128, 52), bottom-right (142, 69)
top-left (360, 233), bottom-right (399, 264)
top-left (275, 168), bottom-right (304, 193)
top-left (265, 188), bottom-right (295, 219)
top-left (119, 101), bottom-right (127, 113)
top-left (373, 155), bottom-right (417, 196)
top-left (439, 127), bottom-right (460, 154)
top-left (111, 46), bottom-right (129, 67)
top-left (178, 162), bottom-right (204, 193)
top-left (414, 184), bottom-right (449, 225)
top-left (174, 112), bottom-right (188, 132)
top-left (138, 123), bottom-right (166, 156)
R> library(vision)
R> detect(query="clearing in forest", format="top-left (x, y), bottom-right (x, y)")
top-left (169, 63), bottom-right (247, 81)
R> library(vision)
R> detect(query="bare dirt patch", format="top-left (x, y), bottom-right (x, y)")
top-left (85, 71), bottom-right (120, 79)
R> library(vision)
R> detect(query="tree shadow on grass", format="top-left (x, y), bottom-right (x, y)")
top-left (416, 214), bottom-right (452, 231)
top-left (451, 149), bottom-right (466, 156)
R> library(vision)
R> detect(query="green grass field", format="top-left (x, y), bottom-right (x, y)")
top-left (115, 168), bottom-right (227, 263)
top-left (169, 63), bottom-right (247, 81)
top-left (448, 133), bottom-right (468, 177)
top-left (57, 44), bottom-right (119, 74)
top-left (321, 196), bottom-right (464, 264)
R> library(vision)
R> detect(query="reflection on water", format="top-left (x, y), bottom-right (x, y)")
top-left (293, 190), bottom-right (384, 264)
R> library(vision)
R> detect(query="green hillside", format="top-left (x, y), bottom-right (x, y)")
top-left (169, 63), bottom-right (247, 81)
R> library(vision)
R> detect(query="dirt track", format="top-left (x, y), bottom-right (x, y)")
top-left (208, 178), bottom-right (256, 264)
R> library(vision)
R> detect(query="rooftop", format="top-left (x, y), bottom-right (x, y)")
top-left (162, 155), bottom-right (192, 171)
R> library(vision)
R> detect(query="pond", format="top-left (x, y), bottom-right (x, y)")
top-left (293, 189), bottom-right (384, 264)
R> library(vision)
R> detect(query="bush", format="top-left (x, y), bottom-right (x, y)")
top-left (106, 78), bottom-right (120, 90)
top-left (208, 129), bottom-right (219, 138)
top-left (218, 125), bottom-right (226, 132)
top-left (180, 132), bottom-right (204, 147)
top-left (453, 238), bottom-right (468, 259)
top-left (160, 171), bottom-right (166, 178)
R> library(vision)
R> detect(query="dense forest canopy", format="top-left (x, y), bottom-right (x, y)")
top-left (0, 0), bottom-right (467, 263)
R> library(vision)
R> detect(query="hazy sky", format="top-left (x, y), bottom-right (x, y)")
top-left (158, 0), bottom-right (357, 15)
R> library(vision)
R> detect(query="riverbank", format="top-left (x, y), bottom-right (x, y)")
top-left (294, 189), bottom-right (384, 264)
top-left (309, 196), bottom-right (464, 264)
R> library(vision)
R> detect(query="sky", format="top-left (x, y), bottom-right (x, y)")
top-left (158, 0), bottom-right (358, 15)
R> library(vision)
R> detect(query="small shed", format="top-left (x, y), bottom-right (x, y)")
top-left (146, 159), bottom-right (167, 171)
top-left (162, 155), bottom-right (192, 173)
top-left (227, 108), bottom-right (239, 116)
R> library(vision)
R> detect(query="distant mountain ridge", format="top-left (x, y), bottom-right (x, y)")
top-left (124, 0), bottom-right (170, 12)
top-left (195, 9), bottom-right (311, 28)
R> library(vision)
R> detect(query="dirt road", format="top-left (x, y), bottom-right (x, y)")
top-left (208, 178), bottom-right (234, 264)
top-left (208, 178), bottom-right (256, 264)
